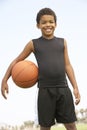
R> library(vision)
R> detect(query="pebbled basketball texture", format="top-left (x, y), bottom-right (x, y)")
top-left (11, 60), bottom-right (38, 88)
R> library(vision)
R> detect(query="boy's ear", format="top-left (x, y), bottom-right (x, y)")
top-left (37, 24), bottom-right (40, 29)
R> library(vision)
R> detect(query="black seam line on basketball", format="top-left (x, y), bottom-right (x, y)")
top-left (15, 78), bottom-right (38, 82)
top-left (14, 65), bottom-right (37, 81)
top-left (12, 60), bottom-right (34, 80)
top-left (12, 65), bottom-right (28, 80)
top-left (14, 74), bottom-right (38, 82)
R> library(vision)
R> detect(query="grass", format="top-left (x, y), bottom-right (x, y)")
top-left (51, 124), bottom-right (87, 130)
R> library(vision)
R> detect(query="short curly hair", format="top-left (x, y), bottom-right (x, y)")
top-left (36, 8), bottom-right (57, 24)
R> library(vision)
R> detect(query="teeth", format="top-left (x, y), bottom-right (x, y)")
top-left (46, 29), bottom-right (51, 32)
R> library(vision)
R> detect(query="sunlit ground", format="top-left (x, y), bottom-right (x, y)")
top-left (51, 124), bottom-right (87, 130)
top-left (0, 123), bottom-right (87, 130)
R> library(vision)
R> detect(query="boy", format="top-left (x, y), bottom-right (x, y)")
top-left (1, 8), bottom-right (80, 130)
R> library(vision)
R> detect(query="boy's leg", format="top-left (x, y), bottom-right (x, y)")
top-left (40, 126), bottom-right (51, 130)
top-left (64, 122), bottom-right (77, 130)
top-left (40, 123), bottom-right (77, 130)
top-left (38, 88), bottom-right (56, 128)
top-left (55, 88), bottom-right (77, 130)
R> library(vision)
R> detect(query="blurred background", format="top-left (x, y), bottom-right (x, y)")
top-left (0, 0), bottom-right (87, 129)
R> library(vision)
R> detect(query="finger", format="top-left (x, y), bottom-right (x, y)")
top-left (2, 92), bottom-right (7, 99)
top-left (6, 88), bottom-right (9, 94)
top-left (75, 98), bottom-right (80, 105)
top-left (1, 89), bottom-right (7, 99)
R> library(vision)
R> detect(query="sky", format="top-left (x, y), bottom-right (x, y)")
top-left (0, 0), bottom-right (87, 126)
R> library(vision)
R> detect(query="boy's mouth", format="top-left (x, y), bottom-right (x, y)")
top-left (44, 28), bottom-right (53, 33)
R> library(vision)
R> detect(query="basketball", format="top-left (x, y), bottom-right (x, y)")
top-left (11, 60), bottom-right (38, 88)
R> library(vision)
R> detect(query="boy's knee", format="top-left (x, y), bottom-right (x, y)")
top-left (64, 122), bottom-right (77, 130)
top-left (40, 126), bottom-right (51, 130)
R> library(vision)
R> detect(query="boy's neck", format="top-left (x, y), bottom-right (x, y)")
top-left (42, 35), bottom-right (54, 40)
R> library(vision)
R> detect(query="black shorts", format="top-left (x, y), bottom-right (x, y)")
top-left (38, 87), bottom-right (77, 127)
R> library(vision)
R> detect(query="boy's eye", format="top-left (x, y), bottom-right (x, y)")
top-left (41, 21), bottom-right (55, 24)
top-left (50, 21), bottom-right (54, 23)
top-left (41, 21), bottom-right (46, 24)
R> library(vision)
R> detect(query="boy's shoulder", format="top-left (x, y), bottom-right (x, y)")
top-left (32, 36), bottom-right (42, 40)
top-left (54, 36), bottom-right (64, 41)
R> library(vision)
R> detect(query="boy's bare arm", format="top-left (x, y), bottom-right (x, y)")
top-left (1, 40), bottom-right (34, 99)
top-left (64, 39), bottom-right (80, 105)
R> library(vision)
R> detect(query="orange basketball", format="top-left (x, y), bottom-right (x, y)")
top-left (11, 60), bottom-right (38, 88)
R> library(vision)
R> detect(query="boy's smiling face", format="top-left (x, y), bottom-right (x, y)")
top-left (37, 15), bottom-right (57, 39)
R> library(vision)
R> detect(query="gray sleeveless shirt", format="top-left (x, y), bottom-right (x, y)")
top-left (33, 36), bottom-right (68, 88)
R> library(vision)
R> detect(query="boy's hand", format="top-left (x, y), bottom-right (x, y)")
top-left (73, 88), bottom-right (81, 105)
top-left (1, 81), bottom-right (9, 99)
